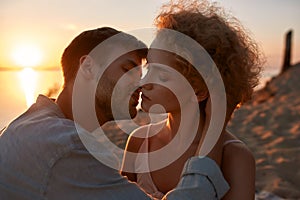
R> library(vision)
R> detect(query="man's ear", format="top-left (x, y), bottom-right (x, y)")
top-left (79, 55), bottom-right (96, 80)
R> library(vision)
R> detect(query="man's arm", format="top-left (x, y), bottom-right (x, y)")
top-left (46, 147), bottom-right (152, 200)
top-left (163, 156), bottom-right (229, 200)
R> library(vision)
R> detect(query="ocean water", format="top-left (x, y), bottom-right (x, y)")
top-left (0, 69), bottom-right (63, 129)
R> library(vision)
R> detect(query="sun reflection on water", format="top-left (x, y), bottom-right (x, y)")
top-left (18, 68), bottom-right (37, 108)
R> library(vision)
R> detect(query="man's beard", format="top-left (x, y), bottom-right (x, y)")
top-left (95, 81), bottom-right (137, 123)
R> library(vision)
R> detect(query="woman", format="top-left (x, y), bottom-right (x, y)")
top-left (122, 1), bottom-right (263, 199)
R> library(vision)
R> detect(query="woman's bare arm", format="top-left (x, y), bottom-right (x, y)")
top-left (221, 143), bottom-right (256, 200)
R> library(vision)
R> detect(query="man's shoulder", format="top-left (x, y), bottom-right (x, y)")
top-left (11, 109), bottom-right (81, 143)
top-left (0, 107), bottom-right (85, 166)
top-left (0, 109), bottom-right (88, 197)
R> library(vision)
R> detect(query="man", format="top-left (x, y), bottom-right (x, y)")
top-left (0, 27), bottom-right (229, 199)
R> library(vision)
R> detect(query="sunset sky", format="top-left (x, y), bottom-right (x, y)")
top-left (1, 0), bottom-right (299, 71)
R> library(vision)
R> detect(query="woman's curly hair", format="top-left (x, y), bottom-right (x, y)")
top-left (155, 0), bottom-right (264, 114)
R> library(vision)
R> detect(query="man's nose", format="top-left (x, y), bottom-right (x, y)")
top-left (129, 68), bottom-right (142, 87)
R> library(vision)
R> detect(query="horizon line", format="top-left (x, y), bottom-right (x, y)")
top-left (0, 66), bottom-right (61, 71)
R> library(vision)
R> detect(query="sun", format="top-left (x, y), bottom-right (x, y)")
top-left (11, 44), bottom-right (43, 68)
top-left (18, 68), bottom-right (38, 108)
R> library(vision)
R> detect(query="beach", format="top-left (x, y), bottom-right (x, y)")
top-left (228, 63), bottom-right (300, 199)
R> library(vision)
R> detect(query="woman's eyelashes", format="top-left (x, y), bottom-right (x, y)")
top-left (158, 72), bottom-right (169, 82)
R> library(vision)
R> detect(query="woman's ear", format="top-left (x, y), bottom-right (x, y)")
top-left (79, 55), bottom-right (96, 80)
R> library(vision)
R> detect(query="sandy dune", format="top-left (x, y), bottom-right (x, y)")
top-left (228, 63), bottom-right (300, 199)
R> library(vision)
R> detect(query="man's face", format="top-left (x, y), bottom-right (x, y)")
top-left (95, 51), bottom-right (143, 123)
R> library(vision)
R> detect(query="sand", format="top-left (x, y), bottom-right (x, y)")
top-left (228, 63), bottom-right (300, 199)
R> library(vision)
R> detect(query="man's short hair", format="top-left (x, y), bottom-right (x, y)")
top-left (61, 27), bottom-right (147, 85)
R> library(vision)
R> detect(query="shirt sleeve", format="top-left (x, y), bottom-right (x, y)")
top-left (163, 156), bottom-right (229, 200)
top-left (46, 147), bottom-right (153, 200)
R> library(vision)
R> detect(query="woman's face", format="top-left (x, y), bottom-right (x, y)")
top-left (140, 49), bottom-right (195, 113)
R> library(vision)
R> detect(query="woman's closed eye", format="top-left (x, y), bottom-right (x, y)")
top-left (158, 72), bottom-right (169, 82)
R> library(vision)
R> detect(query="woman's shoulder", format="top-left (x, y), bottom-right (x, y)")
top-left (222, 130), bottom-right (254, 162)
top-left (222, 130), bottom-right (255, 183)
top-left (221, 131), bottom-right (256, 199)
